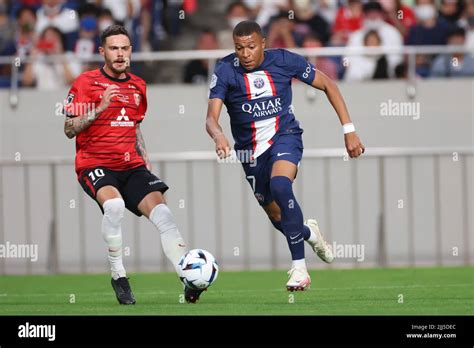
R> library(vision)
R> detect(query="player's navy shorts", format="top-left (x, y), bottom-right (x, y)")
top-left (242, 132), bottom-right (303, 207)
top-left (78, 165), bottom-right (169, 216)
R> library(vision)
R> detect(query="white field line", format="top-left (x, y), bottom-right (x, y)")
top-left (0, 283), bottom-right (472, 298)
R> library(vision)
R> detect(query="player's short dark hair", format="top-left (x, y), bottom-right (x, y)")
top-left (233, 20), bottom-right (262, 38)
top-left (100, 24), bottom-right (130, 45)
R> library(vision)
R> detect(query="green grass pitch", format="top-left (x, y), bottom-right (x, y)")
top-left (1, 266), bottom-right (473, 315)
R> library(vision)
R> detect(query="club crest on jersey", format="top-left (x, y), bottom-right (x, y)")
top-left (134, 93), bottom-right (140, 106)
top-left (253, 77), bottom-right (265, 89)
top-left (254, 193), bottom-right (265, 203)
top-left (244, 71), bottom-right (275, 100)
top-left (111, 107), bottom-right (134, 127)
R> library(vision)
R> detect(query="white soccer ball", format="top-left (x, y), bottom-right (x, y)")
top-left (178, 249), bottom-right (219, 290)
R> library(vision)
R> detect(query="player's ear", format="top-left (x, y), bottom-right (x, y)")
top-left (262, 37), bottom-right (266, 49)
top-left (98, 46), bottom-right (105, 57)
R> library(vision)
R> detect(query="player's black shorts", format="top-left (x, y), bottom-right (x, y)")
top-left (78, 165), bottom-right (169, 216)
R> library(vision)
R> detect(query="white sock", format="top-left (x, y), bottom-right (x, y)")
top-left (292, 259), bottom-right (307, 270)
top-left (305, 224), bottom-right (318, 245)
top-left (102, 198), bottom-right (126, 280)
top-left (149, 204), bottom-right (187, 273)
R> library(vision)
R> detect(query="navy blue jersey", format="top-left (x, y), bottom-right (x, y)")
top-left (209, 48), bottom-right (316, 159)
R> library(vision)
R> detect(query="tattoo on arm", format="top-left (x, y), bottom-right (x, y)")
top-left (135, 125), bottom-right (150, 167)
top-left (64, 108), bottom-right (99, 139)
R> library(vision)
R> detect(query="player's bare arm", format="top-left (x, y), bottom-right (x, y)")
top-left (135, 124), bottom-right (151, 170)
top-left (206, 98), bottom-right (231, 159)
top-left (311, 69), bottom-right (365, 158)
top-left (64, 84), bottom-right (120, 139)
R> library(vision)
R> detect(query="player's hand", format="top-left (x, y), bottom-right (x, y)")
top-left (214, 133), bottom-right (231, 159)
top-left (97, 85), bottom-right (120, 113)
top-left (344, 132), bottom-right (365, 158)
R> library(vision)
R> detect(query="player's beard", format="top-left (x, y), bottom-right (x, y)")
top-left (105, 55), bottom-right (129, 75)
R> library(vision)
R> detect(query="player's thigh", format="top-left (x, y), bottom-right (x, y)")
top-left (121, 166), bottom-right (169, 217)
top-left (270, 160), bottom-right (298, 180)
top-left (78, 167), bottom-right (122, 208)
top-left (137, 191), bottom-right (166, 218)
top-left (96, 186), bottom-right (122, 206)
top-left (269, 134), bottom-right (303, 180)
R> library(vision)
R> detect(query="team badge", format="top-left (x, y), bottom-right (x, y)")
top-left (254, 193), bottom-right (265, 203)
top-left (253, 77), bottom-right (265, 89)
top-left (134, 93), bottom-right (140, 106)
top-left (210, 74), bottom-right (217, 89)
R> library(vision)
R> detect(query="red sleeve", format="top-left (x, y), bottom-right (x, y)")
top-left (63, 75), bottom-right (88, 118)
top-left (137, 81), bottom-right (147, 123)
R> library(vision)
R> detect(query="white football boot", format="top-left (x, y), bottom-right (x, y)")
top-left (304, 219), bottom-right (334, 263)
top-left (286, 267), bottom-right (311, 291)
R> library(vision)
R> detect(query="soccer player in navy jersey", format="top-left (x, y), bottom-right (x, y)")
top-left (206, 21), bottom-right (365, 291)
top-left (63, 25), bottom-right (198, 304)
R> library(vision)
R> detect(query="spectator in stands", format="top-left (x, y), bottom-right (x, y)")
top-left (293, 0), bottom-right (330, 46)
top-left (381, 0), bottom-right (417, 38)
top-left (394, 61), bottom-right (408, 79)
top-left (74, 16), bottom-right (97, 60)
top-left (183, 29), bottom-right (219, 84)
top-left (317, 0), bottom-right (338, 26)
top-left (244, 0), bottom-right (289, 29)
top-left (439, 0), bottom-right (464, 26)
top-left (22, 26), bottom-right (81, 89)
top-left (35, 0), bottom-right (79, 51)
top-left (407, 0), bottom-right (452, 77)
top-left (11, 7), bottom-right (37, 58)
top-left (102, 0), bottom-right (141, 24)
top-left (459, 0), bottom-right (474, 50)
top-left (345, 30), bottom-right (389, 81)
top-left (97, 8), bottom-right (115, 33)
top-left (302, 32), bottom-right (338, 80)
top-left (431, 27), bottom-right (474, 77)
top-left (218, 1), bottom-right (251, 50)
top-left (407, 0), bottom-right (451, 46)
top-left (0, 0), bottom-right (14, 55)
top-left (346, 2), bottom-right (403, 76)
top-left (267, 11), bottom-right (296, 48)
top-left (331, 0), bottom-right (363, 46)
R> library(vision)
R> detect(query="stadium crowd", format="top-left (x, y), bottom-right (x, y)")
top-left (0, 0), bottom-right (473, 88)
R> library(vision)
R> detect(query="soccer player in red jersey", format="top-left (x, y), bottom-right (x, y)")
top-left (63, 25), bottom-right (196, 304)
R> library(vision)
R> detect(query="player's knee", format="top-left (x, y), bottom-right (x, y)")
top-left (269, 176), bottom-right (293, 202)
top-left (266, 210), bottom-right (281, 222)
top-left (150, 203), bottom-right (177, 234)
top-left (103, 198), bottom-right (125, 227)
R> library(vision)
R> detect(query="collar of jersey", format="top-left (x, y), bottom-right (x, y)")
top-left (100, 67), bottom-right (131, 82)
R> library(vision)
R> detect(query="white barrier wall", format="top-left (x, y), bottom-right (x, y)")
top-left (0, 80), bottom-right (473, 274)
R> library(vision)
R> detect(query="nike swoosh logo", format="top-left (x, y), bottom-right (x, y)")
top-left (277, 152), bottom-right (291, 157)
top-left (254, 91), bottom-right (266, 97)
top-left (92, 177), bottom-right (103, 186)
top-left (290, 233), bottom-right (301, 240)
